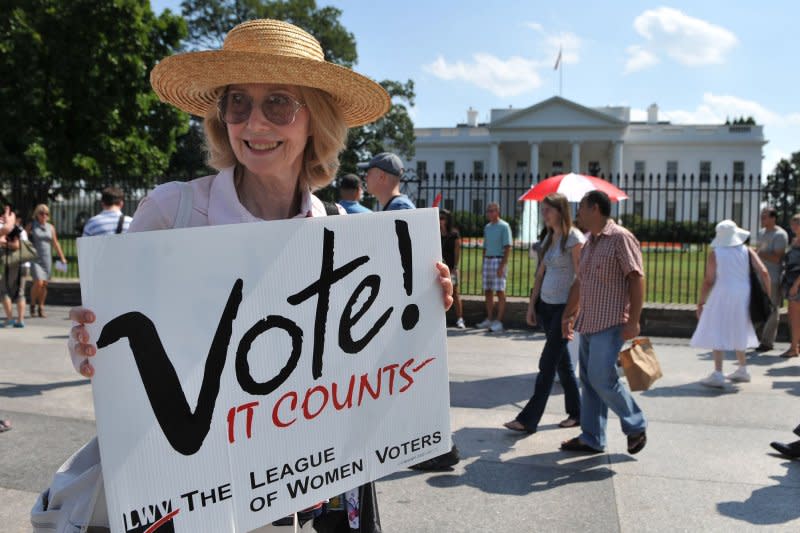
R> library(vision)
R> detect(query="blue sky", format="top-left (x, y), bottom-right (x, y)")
top-left (152, 1), bottom-right (799, 176)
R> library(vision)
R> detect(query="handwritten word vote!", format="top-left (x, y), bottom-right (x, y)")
top-left (96, 224), bottom-right (422, 456)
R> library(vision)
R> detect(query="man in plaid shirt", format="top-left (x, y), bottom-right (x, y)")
top-left (560, 191), bottom-right (648, 455)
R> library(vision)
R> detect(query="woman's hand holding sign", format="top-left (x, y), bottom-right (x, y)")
top-left (69, 307), bottom-right (97, 378)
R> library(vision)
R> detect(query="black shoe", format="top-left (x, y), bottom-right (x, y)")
top-left (769, 440), bottom-right (800, 459)
top-left (627, 431), bottom-right (647, 455)
top-left (409, 445), bottom-right (460, 471)
top-left (755, 344), bottom-right (773, 353)
top-left (794, 425), bottom-right (800, 438)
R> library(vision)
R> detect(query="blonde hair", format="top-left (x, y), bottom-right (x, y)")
top-left (203, 86), bottom-right (347, 190)
top-left (33, 204), bottom-right (50, 217)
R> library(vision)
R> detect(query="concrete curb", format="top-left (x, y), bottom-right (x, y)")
top-left (39, 281), bottom-right (790, 340)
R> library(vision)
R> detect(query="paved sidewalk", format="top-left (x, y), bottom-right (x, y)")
top-left (2, 307), bottom-right (799, 531)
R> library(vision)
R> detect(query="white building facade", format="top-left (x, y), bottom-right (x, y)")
top-left (409, 97), bottom-right (765, 240)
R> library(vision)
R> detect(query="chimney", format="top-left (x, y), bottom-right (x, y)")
top-left (647, 103), bottom-right (658, 124)
top-left (467, 107), bottom-right (478, 127)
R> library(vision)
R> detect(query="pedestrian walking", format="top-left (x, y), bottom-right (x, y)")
top-left (755, 207), bottom-right (787, 352)
top-left (780, 214), bottom-right (800, 358)
top-left (560, 190), bottom-right (648, 455)
top-left (28, 204), bottom-right (67, 318)
top-left (504, 193), bottom-right (582, 434)
top-left (692, 220), bottom-right (770, 387)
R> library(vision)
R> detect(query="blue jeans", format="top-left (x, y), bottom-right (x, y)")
top-left (516, 301), bottom-right (581, 431)
top-left (578, 325), bottom-right (647, 450)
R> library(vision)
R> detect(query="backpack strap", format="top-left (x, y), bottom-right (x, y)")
top-left (115, 213), bottom-right (125, 234)
top-left (174, 182), bottom-right (194, 229)
top-left (322, 201), bottom-right (340, 216)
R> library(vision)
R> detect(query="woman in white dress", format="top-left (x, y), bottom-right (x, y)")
top-left (691, 220), bottom-right (771, 388)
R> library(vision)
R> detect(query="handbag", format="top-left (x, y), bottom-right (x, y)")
top-left (1, 238), bottom-right (38, 267)
top-left (749, 252), bottom-right (774, 326)
top-left (618, 337), bottom-right (663, 391)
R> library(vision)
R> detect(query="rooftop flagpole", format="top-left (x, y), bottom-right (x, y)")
top-left (553, 45), bottom-right (563, 96)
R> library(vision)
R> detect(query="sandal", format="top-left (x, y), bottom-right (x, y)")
top-left (558, 417), bottom-right (579, 428)
top-left (560, 436), bottom-right (603, 454)
top-left (503, 420), bottom-right (534, 434)
top-left (780, 350), bottom-right (799, 358)
top-left (0, 419), bottom-right (12, 433)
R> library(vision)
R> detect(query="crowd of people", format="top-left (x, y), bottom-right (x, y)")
top-left (3, 16), bottom-right (796, 532)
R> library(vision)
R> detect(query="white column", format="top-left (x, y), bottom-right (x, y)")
top-left (529, 142), bottom-right (539, 184)
top-left (571, 142), bottom-right (581, 174)
top-left (612, 141), bottom-right (623, 178)
top-left (488, 142), bottom-right (499, 178)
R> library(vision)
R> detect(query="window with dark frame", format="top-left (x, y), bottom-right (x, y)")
top-left (444, 160), bottom-right (455, 180)
top-left (666, 161), bottom-right (678, 182)
top-left (732, 202), bottom-right (743, 225)
top-left (473, 198), bottom-right (484, 215)
top-left (698, 201), bottom-right (709, 222)
top-left (699, 161), bottom-right (711, 182)
top-left (416, 160), bottom-right (427, 180)
top-left (666, 200), bottom-right (676, 221)
top-left (733, 161), bottom-right (745, 182)
top-left (473, 160), bottom-right (484, 180)
top-left (634, 201), bottom-right (644, 217)
top-left (634, 160), bottom-right (645, 181)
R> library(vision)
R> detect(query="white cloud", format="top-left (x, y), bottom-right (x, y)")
top-left (424, 25), bottom-right (580, 97)
top-left (625, 7), bottom-right (737, 73)
top-left (424, 54), bottom-right (542, 97)
top-left (624, 45), bottom-right (659, 74)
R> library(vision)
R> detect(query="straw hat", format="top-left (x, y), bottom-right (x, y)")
top-left (710, 219), bottom-right (750, 248)
top-left (150, 19), bottom-right (390, 127)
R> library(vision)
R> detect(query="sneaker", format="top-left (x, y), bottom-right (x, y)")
top-left (700, 371), bottom-right (726, 388)
top-left (12, 320), bottom-right (24, 328)
top-left (726, 366), bottom-right (751, 383)
top-left (489, 320), bottom-right (504, 333)
top-left (476, 318), bottom-right (492, 329)
top-left (1, 319), bottom-right (11, 328)
top-left (408, 445), bottom-right (461, 471)
top-left (455, 317), bottom-right (466, 329)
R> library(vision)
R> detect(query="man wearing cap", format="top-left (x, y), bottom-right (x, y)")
top-left (359, 152), bottom-right (462, 471)
top-left (360, 152), bottom-right (415, 211)
top-left (337, 174), bottom-right (372, 214)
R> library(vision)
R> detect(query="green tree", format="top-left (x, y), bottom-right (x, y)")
top-left (0, 0), bottom-right (188, 195)
top-left (177, 0), bottom-right (415, 180)
top-left (763, 151), bottom-right (800, 228)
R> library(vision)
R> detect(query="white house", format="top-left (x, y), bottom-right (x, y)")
top-left (408, 96), bottom-right (766, 241)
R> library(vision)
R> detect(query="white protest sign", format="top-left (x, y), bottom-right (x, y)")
top-left (77, 208), bottom-right (450, 533)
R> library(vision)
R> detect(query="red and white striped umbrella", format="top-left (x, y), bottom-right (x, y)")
top-left (518, 173), bottom-right (628, 203)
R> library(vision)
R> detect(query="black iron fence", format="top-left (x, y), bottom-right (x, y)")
top-left (0, 172), bottom-right (777, 304)
top-left (401, 172), bottom-right (765, 304)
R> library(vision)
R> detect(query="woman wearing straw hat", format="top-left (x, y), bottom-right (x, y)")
top-left (691, 219), bottom-right (770, 388)
top-left (65, 19), bottom-right (454, 532)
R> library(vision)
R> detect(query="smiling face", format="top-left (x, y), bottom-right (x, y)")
top-left (225, 83), bottom-right (310, 181)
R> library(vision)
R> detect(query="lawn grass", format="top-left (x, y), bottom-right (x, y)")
top-left (455, 245), bottom-right (708, 303)
top-left (54, 236), bottom-right (710, 304)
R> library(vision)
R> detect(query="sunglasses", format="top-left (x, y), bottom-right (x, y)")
top-left (218, 90), bottom-right (306, 126)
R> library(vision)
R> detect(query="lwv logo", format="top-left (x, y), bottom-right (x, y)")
top-left (122, 499), bottom-right (177, 533)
